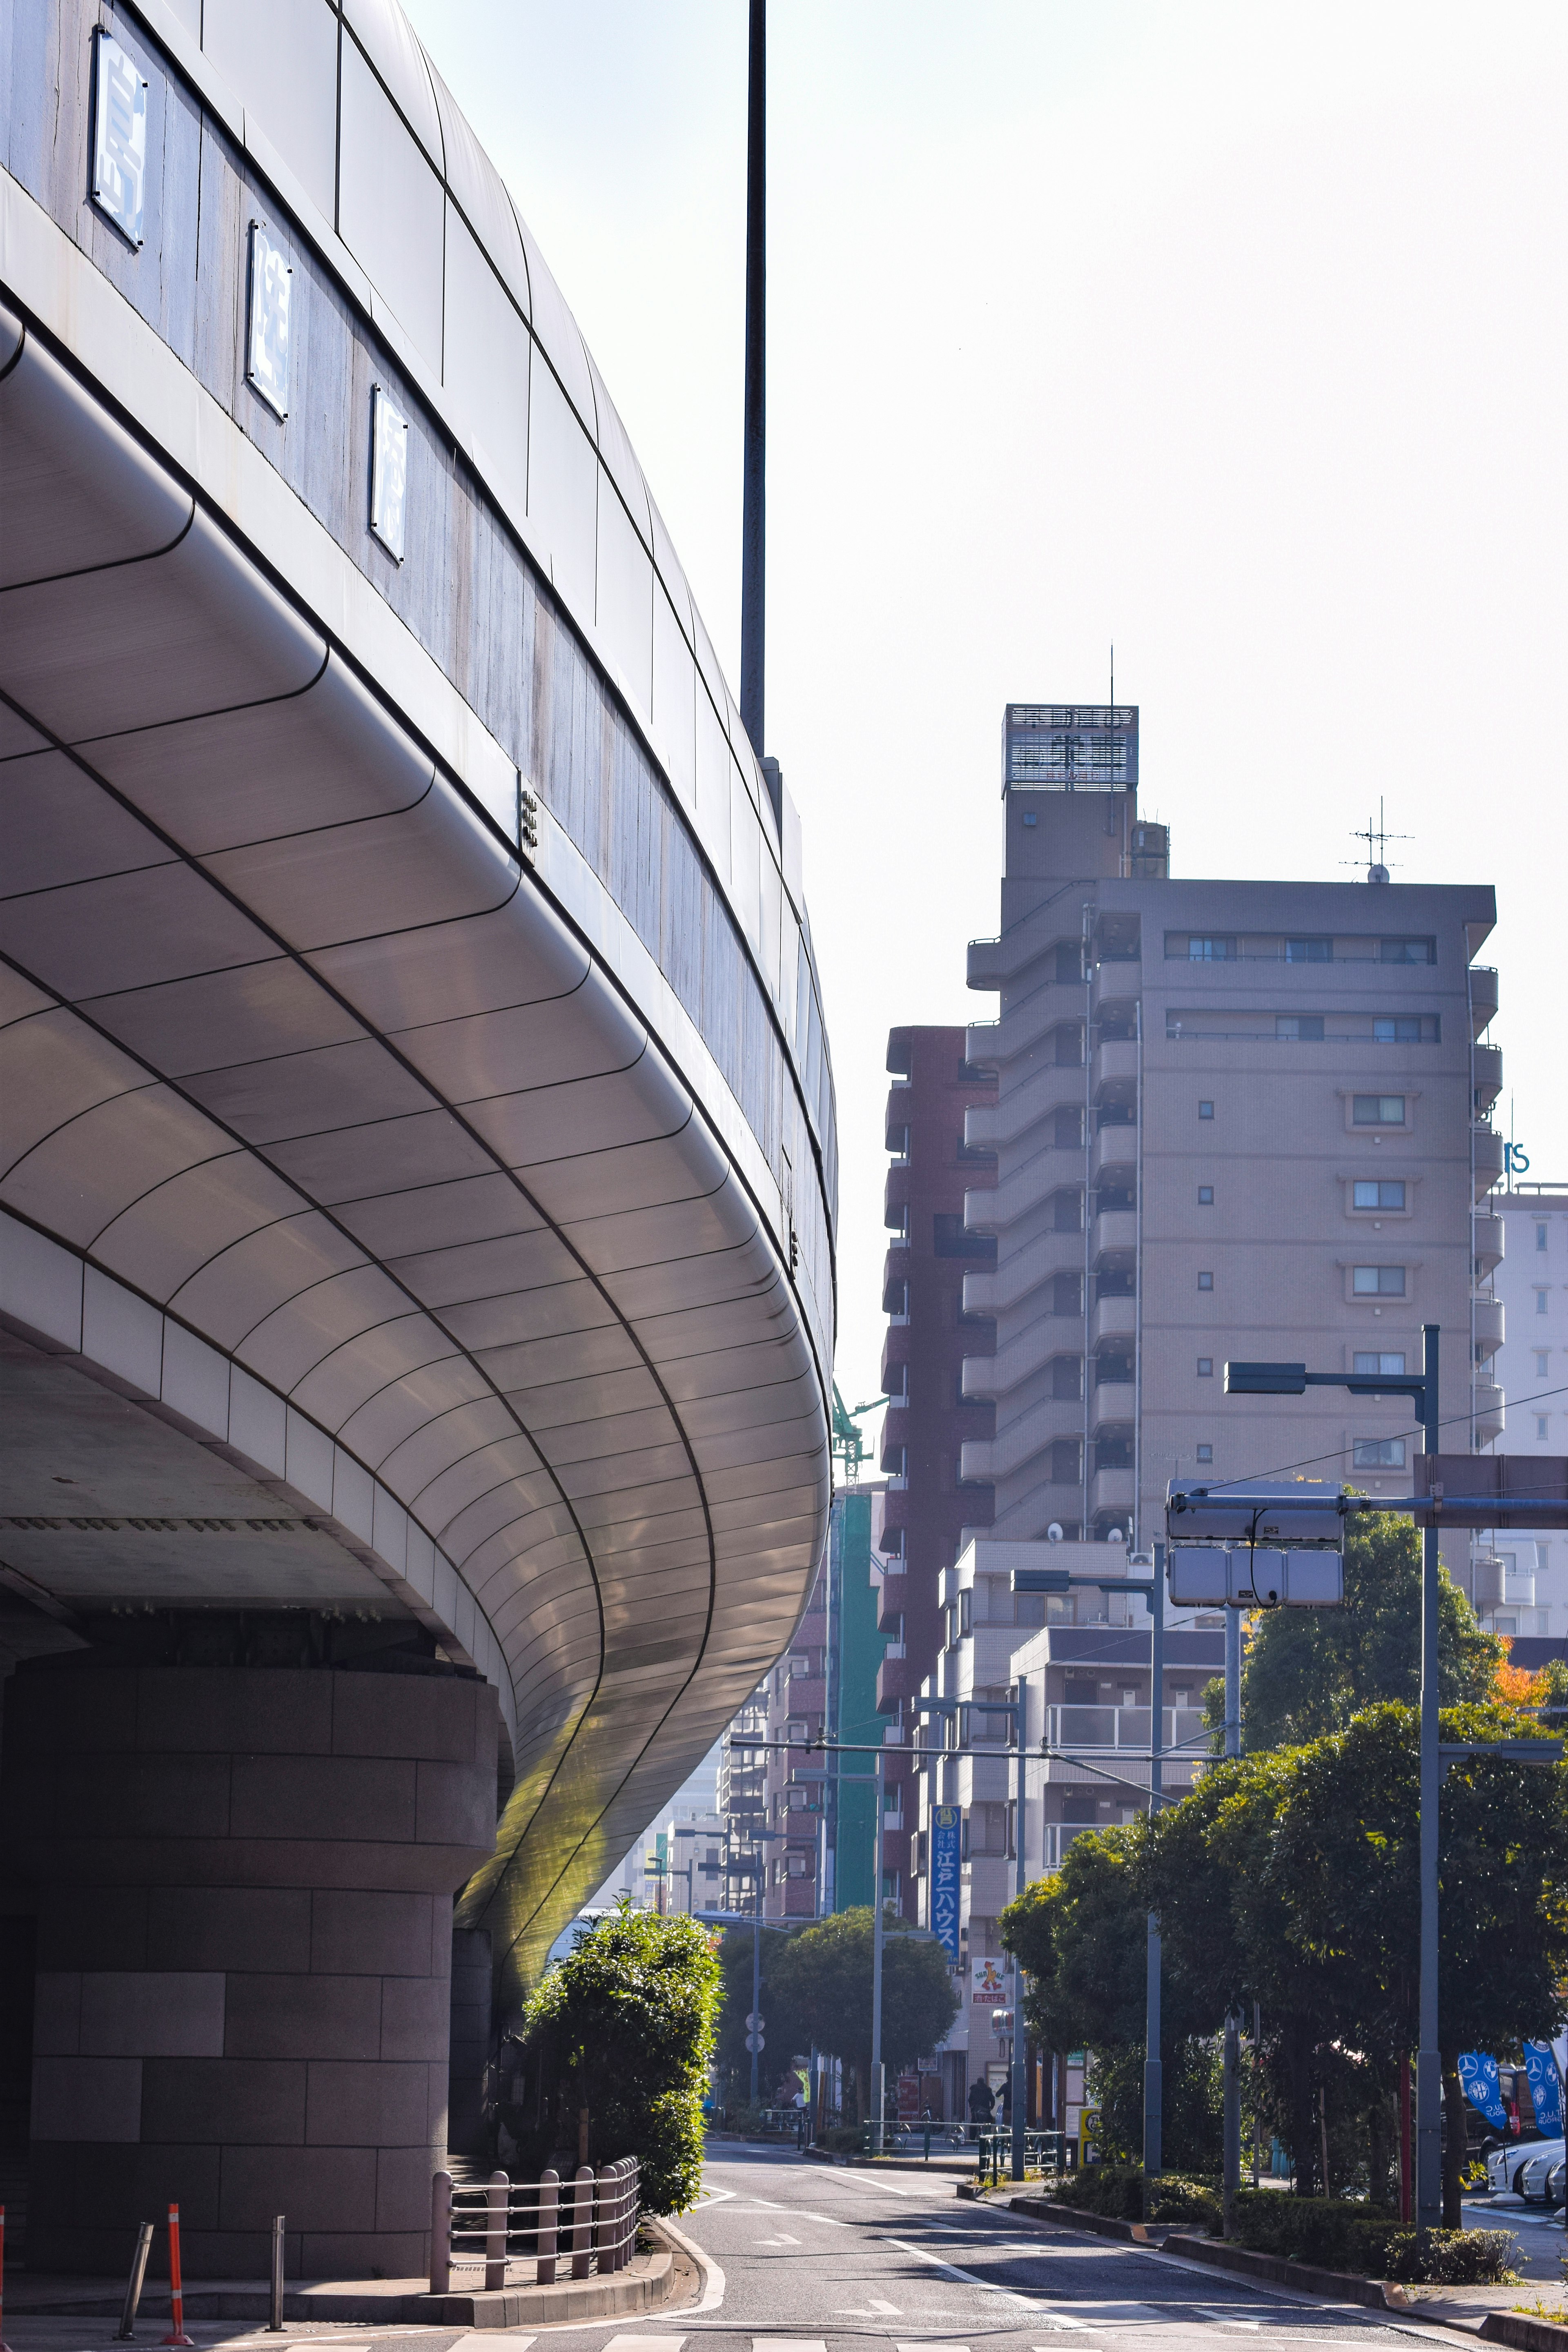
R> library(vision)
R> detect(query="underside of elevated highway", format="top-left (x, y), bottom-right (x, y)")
top-left (0, 0), bottom-right (834, 2279)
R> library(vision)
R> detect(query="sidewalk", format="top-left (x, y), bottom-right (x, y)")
top-left (1, 2227), bottom-right (689, 2334)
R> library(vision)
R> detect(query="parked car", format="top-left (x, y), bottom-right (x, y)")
top-left (1518, 2140), bottom-right (1566, 2201)
top-left (1543, 2157), bottom-right (1565, 2211)
top-left (1487, 2136), bottom-right (1546, 2195)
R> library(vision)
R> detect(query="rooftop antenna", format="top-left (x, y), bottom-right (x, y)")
top-left (1344, 795), bottom-right (1410, 884)
top-left (1109, 641), bottom-right (1114, 711)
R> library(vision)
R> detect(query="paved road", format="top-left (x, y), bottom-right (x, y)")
top-left (618, 2145), bottom-right (1460, 2352)
top-left (6, 2147), bottom-right (1539, 2352)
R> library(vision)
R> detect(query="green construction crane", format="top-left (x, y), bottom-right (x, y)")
top-left (831, 1381), bottom-right (889, 1488)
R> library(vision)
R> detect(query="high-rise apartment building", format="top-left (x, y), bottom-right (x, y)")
top-left (959, 702), bottom-right (1500, 1559)
top-left (878, 1029), bottom-right (998, 1912)
top-left (1475, 1184), bottom-right (1568, 1642)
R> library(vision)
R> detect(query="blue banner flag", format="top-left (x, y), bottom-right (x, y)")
top-left (1521, 2042), bottom-right (1564, 2136)
top-left (1458, 2052), bottom-right (1508, 2130)
top-left (931, 1805), bottom-right (961, 1963)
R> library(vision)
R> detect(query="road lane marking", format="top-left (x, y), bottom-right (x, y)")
top-left (754, 2232), bottom-right (802, 2244)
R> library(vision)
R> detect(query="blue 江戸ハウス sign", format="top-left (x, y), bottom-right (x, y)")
top-left (931, 1805), bottom-right (961, 1963)
top-left (1521, 2041), bottom-right (1564, 2135)
top-left (1458, 2051), bottom-right (1508, 2129)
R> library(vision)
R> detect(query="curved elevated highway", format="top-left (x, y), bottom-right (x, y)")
top-left (0, 0), bottom-right (833, 2274)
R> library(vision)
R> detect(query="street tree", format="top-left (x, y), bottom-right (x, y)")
top-left (516, 1898), bottom-right (720, 2212)
top-left (714, 1922), bottom-right (802, 2106)
top-left (1237, 1510), bottom-right (1502, 1750)
top-left (768, 1907), bottom-right (958, 2119)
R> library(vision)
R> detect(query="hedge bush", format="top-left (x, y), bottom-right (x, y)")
top-left (1382, 2229), bottom-right (1519, 2285)
top-left (1230, 2191), bottom-right (1397, 2272)
top-left (1049, 2165), bottom-right (1221, 2230)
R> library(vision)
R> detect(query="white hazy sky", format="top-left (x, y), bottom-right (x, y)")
top-left (402, 0), bottom-right (1568, 1430)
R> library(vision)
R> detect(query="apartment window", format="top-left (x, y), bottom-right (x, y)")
top-left (1535, 1350), bottom-right (1550, 1378)
top-left (1196, 1444), bottom-right (1214, 1463)
top-left (1353, 1265), bottom-right (1406, 1295)
top-left (1198, 1271), bottom-right (1214, 1291)
top-left (1537, 1289), bottom-right (1550, 1315)
top-left (1353, 1180), bottom-right (1407, 1210)
top-left (1198, 1185), bottom-right (1214, 1204)
top-left (1538, 1224), bottom-right (1550, 1252)
top-left (1354, 1437), bottom-right (1407, 1468)
top-left (1198, 1100), bottom-right (1214, 1119)
top-left (1277, 1015), bottom-right (1324, 1040)
top-left (1354, 1351), bottom-right (1407, 1376)
top-left (1353, 1094), bottom-right (1406, 1125)
top-left (1538, 1417), bottom-right (1550, 1441)
top-left (1374, 1017), bottom-right (1421, 1043)
top-left (933, 1212), bottom-right (995, 1259)
top-left (1188, 936), bottom-right (1236, 960)
top-left (1197, 1357), bottom-right (1214, 1376)
top-left (1286, 937), bottom-right (1332, 962)
top-left (1381, 938), bottom-right (1434, 963)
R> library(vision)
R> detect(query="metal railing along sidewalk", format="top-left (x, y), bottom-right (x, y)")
top-left (429, 2159), bottom-right (639, 2293)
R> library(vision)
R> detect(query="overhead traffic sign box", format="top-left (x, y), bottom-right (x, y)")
top-left (1167, 1547), bottom-right (1345, 1608)
top-left (1166, 1479), bottom-right (1345, 1546)
top-left (1413, 1452), bottom-right (1568, 1530)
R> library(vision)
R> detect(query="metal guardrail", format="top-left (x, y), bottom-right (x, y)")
top-left (429, 2160), bottom-right (639, 2293)
top-left (973, 2128), bottom-right (1069, 2186)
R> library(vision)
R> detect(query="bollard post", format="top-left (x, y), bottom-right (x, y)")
top-left (117, 2220), bottom-right (154, 2341)
top-left (161, 2205), bottom-right (194, 2347)
top-left (610, 2160), bottom-right (629, 2271)
top-left (429, 2170), bottom-right (452, 2296)
top-left (570, 2165), bottom-right (593, 2279)
top-left (536, 2168), bottom-right (558, 2285)
top-left (484, 2169), bottom-right (508, 2292)
top-left (267, 2213), bottom-right (285, 2331)
top-left (595, 2164), bottom-right (615, 2273)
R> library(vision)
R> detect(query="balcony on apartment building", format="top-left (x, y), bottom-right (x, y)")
top-left (1473, 1212), bottom-right (1505, 1275)
top-left (1090, 1288), bottom-right (1137, 1350)
top-left (1474, 1377), bottom-right (1505, 1446)
top-left (1473, 1125), bottom-right (1505, 1196)
top-left (1046, 1703), bottom-right (1208, 1752)
top-left (1472, 1295), bottom-right (1505, 1356)
top-left (964, 1063), bottom-right (1086, 1153)
top-left (1089, 1117), bottom-right (1137, 1187)
top-left (1472, 1042), bottom-right (1503, 1109)
top-left (1468, 966), bottom-right (1499, 1035)
top-left (1093, 1034), bottom-right (1140, 1093)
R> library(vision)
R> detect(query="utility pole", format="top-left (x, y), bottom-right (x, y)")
top-left (1222, 1603), bottom-right (1242, 2236)
top-left (1143, 1542), bottom-right (1164, 2207)
top-left (1414, 1324), bottom-right (1442, 2231)
top-left (739, 0), bottom-right (766, 759)
top-left (1010, 1676), bottom-right (1028, 2183)
top-left (871, 1742), bottom-right (885, 2152)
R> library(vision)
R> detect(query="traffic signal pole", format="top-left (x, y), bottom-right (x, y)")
top-left (1416, 1323), bottom-right (1442, 2232)
top-left (1143, 1543), bottom-right (1164, 2203)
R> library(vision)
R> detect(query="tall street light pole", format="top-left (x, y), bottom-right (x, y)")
top-left (871, 1742), bottom-right (886, 2152)
top-left (1145, 1542), bottom-right (1164, 2205)
top-left (739, 0), bottom-right (766, 759)
top-left (1221, 1326), bottom-right (1443, 2226)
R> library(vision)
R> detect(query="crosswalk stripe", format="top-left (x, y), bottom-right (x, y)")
top-left (770, 2340), bottom-right (827, 2352)
top-left (601, 2339), bottom-right (684, 2352)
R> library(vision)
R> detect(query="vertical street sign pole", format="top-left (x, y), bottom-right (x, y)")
top-left (1143, 1542), bottom-right (1165, 2204)
top-left (871, 1744), bottom-right (885, 2152)
top-left (1010, 1678), bottom-right (1027, 2183)
top-left (1223, 1603), bottom-right (1242, 2233)
top-left (750, 1841), bottom-right (762, 2108)
top-left (1417, 1322), bottom-right (1443, 2231)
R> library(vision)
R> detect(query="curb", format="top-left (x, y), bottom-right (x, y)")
top-left (1160, 2232), bottom-right (1393, 2310)
top-left (651, 2212), bottom-right (725, 2315)
top-left (408, 2248), bottom-right (675, 2327)
top-left (1007, 2195), bottom-right (1164, 2244)
top-left (1480, 2319), bottom-right (1568, 2352)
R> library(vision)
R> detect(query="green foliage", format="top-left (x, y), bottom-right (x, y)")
top-left (1001, 1826), bottom-right (1216, 2053)
top-left (515, 1899), bottom-right (719, 2214)
top-left (1383, 2229), bottom-right (1519, 2285)
top-left (713, 1924), bottom-right (801, 2103)
top-left (1085, 2039), bottom-right (1224, 2174)
top-left (1051, 2163), bottom-right (1220, 2229)
top-left (768, 1906), bottom-right (958, 2087)
top-left (1229, 2189), bottom-right (1397, 2270)
top-left (1241, 1511), bottom-right (1502, 1750)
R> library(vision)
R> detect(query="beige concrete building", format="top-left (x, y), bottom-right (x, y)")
top-left (959, 704), bottom-right (1501, 1561)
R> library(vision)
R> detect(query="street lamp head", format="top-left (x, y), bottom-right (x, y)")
top-left (1224, 1361), bottom-right (1308, 1395)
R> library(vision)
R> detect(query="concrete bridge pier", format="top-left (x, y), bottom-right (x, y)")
top-left (0, 1651), bottom-right (498, 2278)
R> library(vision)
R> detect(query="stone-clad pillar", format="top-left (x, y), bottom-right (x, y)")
top-left (1, 1659), bottom-right (498, 2277)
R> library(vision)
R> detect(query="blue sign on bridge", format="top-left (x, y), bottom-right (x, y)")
top-left (931, 1805), bottom-right (962, 1962)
